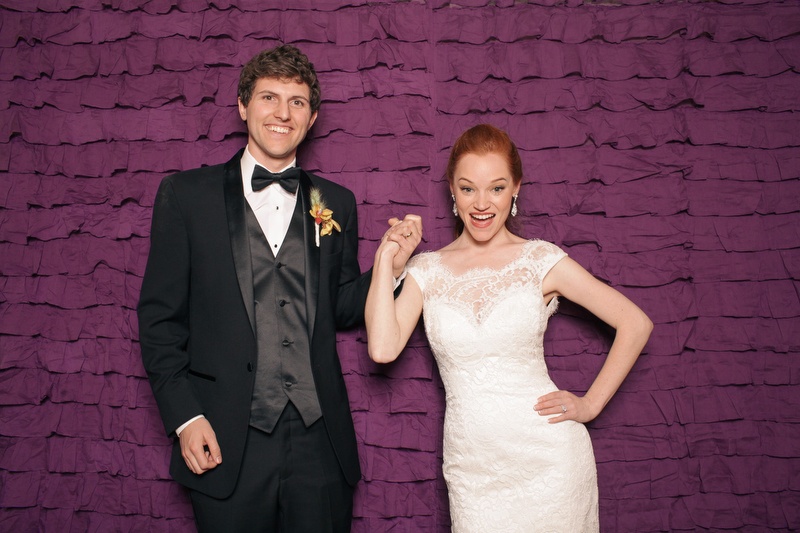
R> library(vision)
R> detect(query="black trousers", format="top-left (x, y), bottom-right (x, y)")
top-left (189, 403), bottom-right (353, 532)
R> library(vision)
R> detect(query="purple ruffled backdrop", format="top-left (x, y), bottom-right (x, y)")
top-left (1, 1), bottom-right (799, 531)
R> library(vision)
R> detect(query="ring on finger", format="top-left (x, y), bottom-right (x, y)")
top-left (561, 404), bottom-right (567, 413)
top-left (403, 232), bottom-right (412, 238)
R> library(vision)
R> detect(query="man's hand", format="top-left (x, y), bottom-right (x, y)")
top-left (383, 214), bottom-right (423, 278)
top-left (179, 417), bottom-right (222, 475)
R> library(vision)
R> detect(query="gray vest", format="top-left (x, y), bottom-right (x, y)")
top-left (246, 199), bottom-right (322, 433)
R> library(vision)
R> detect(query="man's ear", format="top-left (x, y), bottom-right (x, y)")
top-left (237, 98), bottom-right (247, 121)
top-left (309, 110), bottom-right (318, 129)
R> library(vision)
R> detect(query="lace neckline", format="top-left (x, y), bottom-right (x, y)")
top-left (431, 240), bottom-right (535, 279)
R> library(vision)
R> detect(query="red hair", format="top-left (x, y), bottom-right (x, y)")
top-left (446, 124), bottom-right (522, 188)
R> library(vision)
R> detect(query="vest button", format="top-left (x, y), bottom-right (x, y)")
top-left (284, 381), bottom-right (293, 388)
top-left (247, 362), bottom-right (253, 372)
top-left (282, 340), bottom-right (290, 347)
top-left (279, 299), bottom-right (287, 307)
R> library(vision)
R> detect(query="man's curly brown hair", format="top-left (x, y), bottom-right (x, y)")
top-left (238, 45), bottom-right (321, 113)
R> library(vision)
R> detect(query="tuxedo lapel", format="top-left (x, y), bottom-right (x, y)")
top-left (298, 170), bottom-right (320, 340)
top-left (223, 150), bottom-right (256, 334)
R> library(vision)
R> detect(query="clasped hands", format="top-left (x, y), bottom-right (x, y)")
top-left (379, 214), bottom-right (423, 277)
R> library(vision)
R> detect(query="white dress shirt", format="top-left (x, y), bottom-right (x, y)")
top-left (240, 146), bottom-right (298, 257)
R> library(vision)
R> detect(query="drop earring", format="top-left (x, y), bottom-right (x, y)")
top-left (511, 194), bottom-right (518, 217)
top-left (452, 194), bottom-right (458, 217)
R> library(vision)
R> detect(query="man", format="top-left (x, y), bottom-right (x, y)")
top-left (137, 45), bottom-right (421, 532)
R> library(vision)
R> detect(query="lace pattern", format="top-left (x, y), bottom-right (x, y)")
top-left (407, 240), bottom-right (599, 533)
top-left (410, 239), bottom-right (562, 325)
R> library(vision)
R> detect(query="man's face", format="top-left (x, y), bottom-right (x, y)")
top-left (238, 77), bottom-right (318, 170)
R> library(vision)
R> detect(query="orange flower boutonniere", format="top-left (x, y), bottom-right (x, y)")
top-left (309, 187), bottom-right (341, 247)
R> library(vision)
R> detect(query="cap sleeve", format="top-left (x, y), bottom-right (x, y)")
top-left (405, 252), bottom-right (433, 293)
top-left (526, 240), bottom-right (567, 315)
top-left (533, 240), bottom-right (568, 280)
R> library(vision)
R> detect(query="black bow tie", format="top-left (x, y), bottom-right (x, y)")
top-left (251, 166), bottom-right (301, 194)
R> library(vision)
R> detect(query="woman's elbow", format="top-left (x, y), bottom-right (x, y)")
top-left (368, 344), bottom-right (400, 364)
top-left (636, 309), bottom-right (654, 341)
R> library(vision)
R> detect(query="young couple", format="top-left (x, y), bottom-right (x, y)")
top-left (138, 44), bottom-right (651, 533)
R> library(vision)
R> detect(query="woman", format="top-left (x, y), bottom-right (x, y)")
top-left (367, 124), bottom-right (653, 532)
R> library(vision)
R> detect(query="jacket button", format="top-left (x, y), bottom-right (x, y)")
top-left (275, 262), bottom-right (283, 269)
top-left (247, 362), bottom-right (253, 372)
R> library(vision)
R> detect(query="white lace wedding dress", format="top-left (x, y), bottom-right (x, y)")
top-left (407, 240), bottom-right (599, 533)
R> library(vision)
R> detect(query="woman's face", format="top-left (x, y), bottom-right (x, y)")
top-left (451, 151), bottom-right (520, 243)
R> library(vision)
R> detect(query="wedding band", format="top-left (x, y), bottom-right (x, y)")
top-left (561, 404), bottom-right (567, 413)
top-left (403, 232), bottom-right (412, 238)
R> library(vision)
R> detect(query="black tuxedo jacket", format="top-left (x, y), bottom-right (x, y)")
top-left (137, 149), bottom-right (370, 498)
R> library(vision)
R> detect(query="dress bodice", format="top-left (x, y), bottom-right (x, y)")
top-left (407, 239), bottom-right (566, 402)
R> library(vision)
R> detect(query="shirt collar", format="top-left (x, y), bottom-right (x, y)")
top-left (241, 146), bottom-right (297, 196)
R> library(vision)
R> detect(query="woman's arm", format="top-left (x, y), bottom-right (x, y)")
top-left (535, 256), bottom-right (653, 423)
top-left (365, 239), bottom-right (424, 363)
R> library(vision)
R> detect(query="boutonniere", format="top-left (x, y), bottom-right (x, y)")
top-left (309, 187), bottom-right (341, 247)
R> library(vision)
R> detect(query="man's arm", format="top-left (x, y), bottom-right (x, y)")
top-left (137, 177), bottom-right (221, 473)
top-left (332, 189), bottom-right (372, 328)
top-left (330, 186), bottom-right (422, 327)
